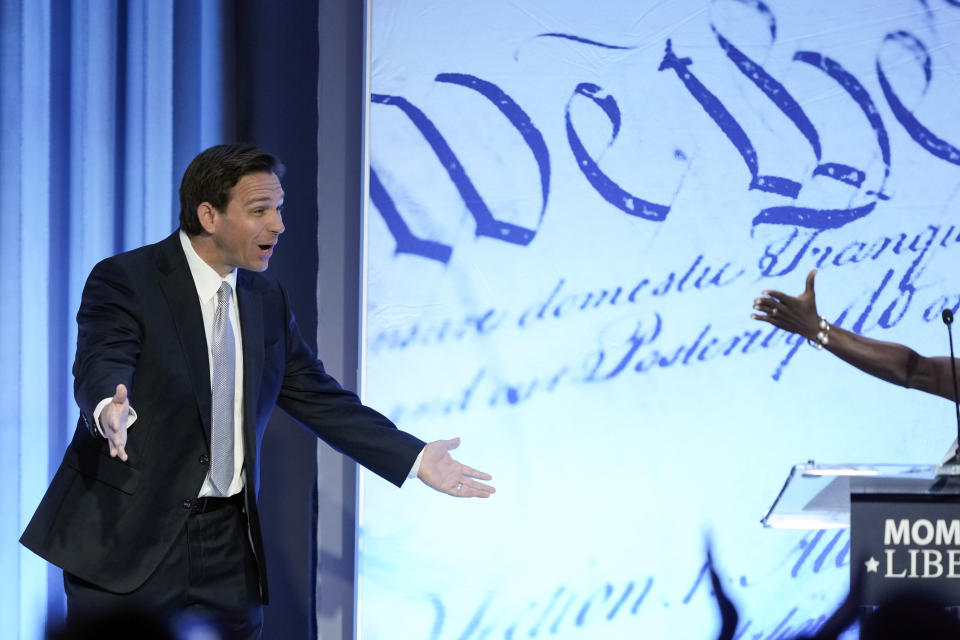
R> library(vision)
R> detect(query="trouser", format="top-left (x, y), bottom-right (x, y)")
top-left (63, 493), bottom-right (263, 640)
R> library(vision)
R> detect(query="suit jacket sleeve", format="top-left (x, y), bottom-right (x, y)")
top-left (73, 257), bottom-right (144, 432)
top-left (272, 284), bottom-right (425, 487)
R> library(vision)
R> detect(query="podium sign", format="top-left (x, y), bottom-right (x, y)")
top-left (850, 476), bottom-right (960, 606)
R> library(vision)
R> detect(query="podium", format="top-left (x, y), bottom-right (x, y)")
top-left (764, 462), bottom-right (960, 607)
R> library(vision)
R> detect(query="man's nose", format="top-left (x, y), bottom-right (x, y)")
top-left (271, 209), bottom-right (285, 234)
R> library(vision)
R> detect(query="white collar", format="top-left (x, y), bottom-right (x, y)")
top-left (178, 229), bottom-right (238, 303)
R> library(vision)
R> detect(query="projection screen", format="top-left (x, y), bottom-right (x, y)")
top-left (357, 1), bottom-right (960, 637)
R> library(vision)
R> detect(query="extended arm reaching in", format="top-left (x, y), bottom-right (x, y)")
top-left (752, 269), bottom-right (957, 401)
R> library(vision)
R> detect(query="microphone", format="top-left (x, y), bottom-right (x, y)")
top-left (942, 309), bottom-right (960, 465)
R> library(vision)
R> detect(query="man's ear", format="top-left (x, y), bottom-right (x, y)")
top-left (197, 202), bottom-right (217, 234)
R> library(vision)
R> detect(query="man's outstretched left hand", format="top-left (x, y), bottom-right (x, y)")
top-left (418, 437), bottom-right (495, 498)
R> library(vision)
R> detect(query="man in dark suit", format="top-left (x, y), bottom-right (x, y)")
top-left (21, 144), bottom-right (494, 638)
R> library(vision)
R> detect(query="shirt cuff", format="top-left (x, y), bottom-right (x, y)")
top-left (93, 396), bottom-right (138, 437)
top-left (408, 447), bottom-right (425, 479)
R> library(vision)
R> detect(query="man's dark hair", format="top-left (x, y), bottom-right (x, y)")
top-left (179, 143), bottom-right (286, 236)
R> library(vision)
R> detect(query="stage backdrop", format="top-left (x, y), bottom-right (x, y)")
top-left (358, 1), bottom-right (960, 637)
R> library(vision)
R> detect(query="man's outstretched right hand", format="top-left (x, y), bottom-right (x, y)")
top-left (99, 383), bottom-right (130, 461)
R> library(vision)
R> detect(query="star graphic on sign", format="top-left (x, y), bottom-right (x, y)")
top-left (865, 557), bottom-right (880, 573)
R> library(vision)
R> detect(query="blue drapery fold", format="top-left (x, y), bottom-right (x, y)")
top-left (0, 1), bottom-right (230, 635)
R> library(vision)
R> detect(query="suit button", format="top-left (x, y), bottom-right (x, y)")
top-left (182, 499), bottom-right (194, 510)
top-left (199, 455), bottom-right (209, 465)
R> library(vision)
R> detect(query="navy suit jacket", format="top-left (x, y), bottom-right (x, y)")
top-left (20, 232), bottom-right (424, 599)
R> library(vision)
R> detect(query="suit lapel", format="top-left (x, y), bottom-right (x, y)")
top-left (237, 270), bottom-right (265, 451)
top-left (157, 233), bottom-right (213, 441)
top-left (155, 233), bottom-right (266, 459)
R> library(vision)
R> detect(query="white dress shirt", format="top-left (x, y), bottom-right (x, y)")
top-left (179, 230), bottom-right (246, 497)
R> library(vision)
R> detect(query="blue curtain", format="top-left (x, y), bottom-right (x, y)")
top-left (0, 1), bottom-right (231, 635)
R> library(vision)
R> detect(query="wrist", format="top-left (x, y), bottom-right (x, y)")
top-left (806, 316), bottom-right (830, 350)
